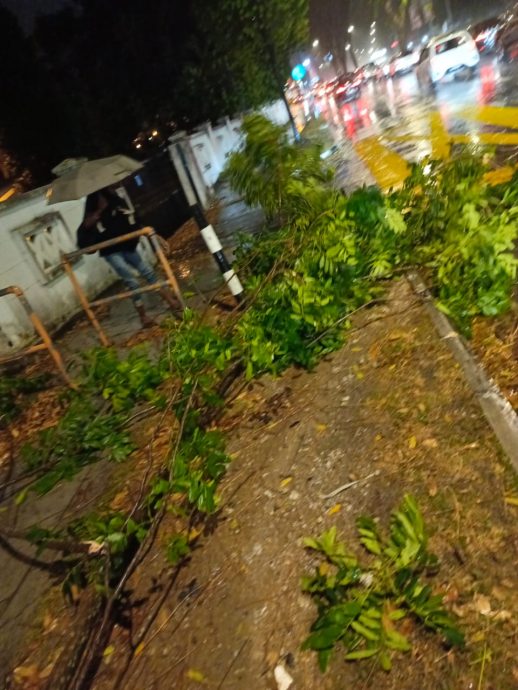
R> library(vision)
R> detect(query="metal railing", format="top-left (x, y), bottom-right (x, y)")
top-left (62, 227), bottom-right (185, 346)
top-left (0, 286), bottom-right (73, 386)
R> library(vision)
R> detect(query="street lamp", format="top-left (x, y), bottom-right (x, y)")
top-left (348, 25), bottom-right (354, 33)
top-left (345, 43), bottom-right (351, 51)
top-left (313, 39), bottom-right (319, 48)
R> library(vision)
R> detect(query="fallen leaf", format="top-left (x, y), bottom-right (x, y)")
top-left (328, 503), bottom-right (342, 516)
top-left (473, 594), bottom-right (492, 616)
top-left (423, 438), bottom-right (438, 449)
top-left (471, 630), bottom-right (486, 643)
top-left (186, 669), bottom-right (206, 683)
top-left (408, 436), bottom-right (417, 450)
top-left (134, 642), bottom-right (145, 657)
top-left (319, 562), bottom-right (330, 576)
top-left (504, 496), bottom-right (518, 507)
top-left (443, 587), bottom-right (459, 604)
top-left (13, 666), bottom-right (39, 683)
top-left (493, 610), bottom-right (512, 622)
top-left (43, 613), bottom-right (55, 632)
top-left (11, 428), bottom-right (20, 438)
top-left (428, 482), bottom-right (438, 498)
top-left (39, 664), bottom-right (53, 680)
top-left (315, 423), bottom-right (328, 433)
top-left (188, 527), bottom-right (203, 542)
top-left (280, 477), bottom-right (293, 489)
top-left (103, 645), bottom-right (115, 658)
top-left (417, 402), bottom-right (426, 413)
top-left (375, 433), bottom-right (383, 442)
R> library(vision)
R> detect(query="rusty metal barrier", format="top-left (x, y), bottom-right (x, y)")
top-left (62, 227), bottom-right (185, 346)
top-left (0, 286), bottom-right (73, 386)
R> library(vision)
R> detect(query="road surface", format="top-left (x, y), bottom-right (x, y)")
top-left (310, 56), bottom-right (518, 189)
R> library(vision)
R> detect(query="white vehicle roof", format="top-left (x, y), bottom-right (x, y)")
top-left (427, 29), bottom-right (473, 47)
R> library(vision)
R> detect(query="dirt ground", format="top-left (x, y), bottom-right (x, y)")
top-left (74, 279), bottom-right (518, 690)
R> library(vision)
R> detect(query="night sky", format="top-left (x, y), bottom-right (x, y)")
top-left (0, 0), bottom-right (68, 30)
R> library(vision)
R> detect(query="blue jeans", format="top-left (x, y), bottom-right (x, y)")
top-left (104, 250), bottom-right (158, 307)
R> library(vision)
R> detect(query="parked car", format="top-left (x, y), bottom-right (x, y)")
top-left (416, 30), bottom-right (480, 86)
top-left (333, 73), bottom-right (362, 104)
top-left (390, 50), bottom-right (419, 76)
top-left (497, 15), bottom-right (518, 62)
top-left (362, 62), bottom-right (378, 81)
top-left (375, 61), bottom-right (391, 80)
top-left (469, 17), bottom-right (502, 53)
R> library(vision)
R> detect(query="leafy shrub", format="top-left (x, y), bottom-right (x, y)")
top-left (302, 496), bottom-right (464, 673)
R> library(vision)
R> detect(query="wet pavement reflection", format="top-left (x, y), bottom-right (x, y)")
top-left (312, 57), bottom-right (518, 189)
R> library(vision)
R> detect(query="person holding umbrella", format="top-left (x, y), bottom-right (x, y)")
top-left (77, 188), bottom-right (180, 327)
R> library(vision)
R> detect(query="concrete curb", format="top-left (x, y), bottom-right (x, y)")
top-left (407, 272), bottom-right (518, 474)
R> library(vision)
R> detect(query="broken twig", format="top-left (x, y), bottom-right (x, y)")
top-left (320, 470), bottom-right (380, 500)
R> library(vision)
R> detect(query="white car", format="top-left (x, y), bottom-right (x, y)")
top-left (416, 30), bottom-right (480, 86)
top-left (390, 50), bottom-right (419, 76)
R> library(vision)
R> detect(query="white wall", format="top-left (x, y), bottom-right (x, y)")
top-left (171, 101), bottom-right (289, 201)
top-left (0, 100), bottom-right (289, 355)
top-left (260, 100), bottom-right (290, 126)
top-left (0, 188), bottom-right (117, 355)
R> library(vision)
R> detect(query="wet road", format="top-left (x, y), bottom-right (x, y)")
top-left (311, 56), bottom-right (518, 190)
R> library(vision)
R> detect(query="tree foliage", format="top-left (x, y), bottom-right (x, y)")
top-left (1, 0), bottom-right (308, 183)
top-left (0, 6), bottom-right (72, 184)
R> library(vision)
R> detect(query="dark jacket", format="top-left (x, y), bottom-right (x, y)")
top-left (77, 192), bottom-right (141, 257)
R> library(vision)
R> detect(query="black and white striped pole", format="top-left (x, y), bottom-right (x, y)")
top-left (169, 137), bottom-right (244, 304)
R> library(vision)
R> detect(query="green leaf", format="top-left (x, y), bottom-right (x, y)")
top-left (379, 650), bottom-right (392, 671)
top-left (345, 647), bottom-right (379, 660)
top-left (351, 621), bottom-right (380, 642)
top-left (303, 625), bottom-right (344, 651)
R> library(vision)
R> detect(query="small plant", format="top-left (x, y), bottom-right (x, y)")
top-left (20, 397), bottom-right (135, 497)
top-left (165, 533), bottom-right (191, 565)
top-left (302, 495), bottom-right (464, 672)
top-left (83, 346), bottom-right (168, 411)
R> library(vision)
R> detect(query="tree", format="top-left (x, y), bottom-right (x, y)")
top-left (5, 0), bottom-right (308, 184)
top-left (184, 0), bottom-right (309, 137)
top-left (0, 6), bottom-right (73, 185)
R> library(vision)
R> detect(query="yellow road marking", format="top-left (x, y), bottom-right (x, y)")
top-left (354, 107), bottom-right (518, 188)
top-left (459, 106), bottom-right (518, 130)
top-left (484, 167), bottom-right (515, 185)
top-left (0, 187), bottom-right (16, 203)
top-left (354, 137), bottom-right (409, 190)
top-left (429, 112), bottom-right (451, 159)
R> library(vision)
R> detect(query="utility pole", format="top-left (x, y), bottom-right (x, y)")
top-left (169, 137), bottom-right (244, 304)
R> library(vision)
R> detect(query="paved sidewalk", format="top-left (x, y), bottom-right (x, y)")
top-left (90, 280), bottom-right (518, 690)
